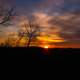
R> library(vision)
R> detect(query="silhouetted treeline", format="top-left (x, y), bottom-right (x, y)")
top-left (0, 47), bottom-right (79, 64)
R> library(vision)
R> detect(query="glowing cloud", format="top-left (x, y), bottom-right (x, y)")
top-left (37, 35), bottom-right (64, 43)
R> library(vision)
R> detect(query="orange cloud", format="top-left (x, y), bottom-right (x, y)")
top-left (37, 34), bottom-right (65, 43)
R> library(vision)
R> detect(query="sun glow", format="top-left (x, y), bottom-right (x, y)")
top-left (44, 45), bottom-right (49, 49)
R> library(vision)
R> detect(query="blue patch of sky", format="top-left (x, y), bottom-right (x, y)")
top-left (62, 0), bottom-right (80, 12)
top-left (15, 0), bottom-right (43, 7)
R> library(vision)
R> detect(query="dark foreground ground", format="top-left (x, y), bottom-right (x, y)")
top-left (1, 47), bottom-right (80, 64)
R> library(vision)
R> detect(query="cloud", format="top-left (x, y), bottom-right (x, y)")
top-left (32, 11), bottom-right (80, 42)
top-left (33, 12), bottom-right (53, 27)
top-left (32, 12), bottom-right (61, 35)
top-left (0, 8), bottom-right (80, 44)
top-left (32, 11), bottom-right (65, 42)
top-left (50, 13), bottom-right (80, 42)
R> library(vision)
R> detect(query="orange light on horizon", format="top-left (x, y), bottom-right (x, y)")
top-left (44, 45), bottom-right (49, 49)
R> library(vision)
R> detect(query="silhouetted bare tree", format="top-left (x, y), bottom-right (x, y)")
top-left (0, 0), bottom-right (15, 25)
top-left (17, 21), bottom-right (40, 47)
top-left (2, 37), bottom-right (12, 47)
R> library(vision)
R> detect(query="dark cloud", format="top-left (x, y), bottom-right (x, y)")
top-left (49, 13), bottom-right (80, 42)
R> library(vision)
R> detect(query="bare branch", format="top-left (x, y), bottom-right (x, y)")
top-left (0, 0), bottom-right (15, 25)
top-left (17, 21), bottom-right (40, 47)
top-left (23, 23), bottom-right (30, 35)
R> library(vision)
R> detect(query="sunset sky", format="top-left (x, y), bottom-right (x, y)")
top-left (0, 0), bottom-right (80, 48)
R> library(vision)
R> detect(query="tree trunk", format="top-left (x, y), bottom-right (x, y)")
top-left (26, 38), bottom-right (31, 47)
top-left (16, 37), bottom-right (23, 47)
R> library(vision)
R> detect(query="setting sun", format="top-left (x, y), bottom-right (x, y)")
top-left (44, 46), bottom-right (49, 49)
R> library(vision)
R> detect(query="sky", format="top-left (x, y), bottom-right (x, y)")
top-left (15, 0), bottom-right (80, 14)
top-left (0, 0), bottom-right (80, 48)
